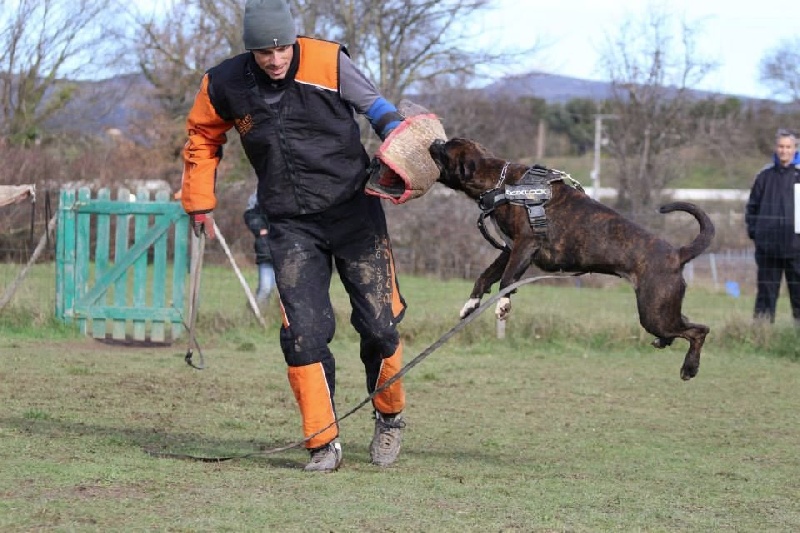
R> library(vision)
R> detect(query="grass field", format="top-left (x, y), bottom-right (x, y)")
top-left (1, 265), bottom-right (799, 531)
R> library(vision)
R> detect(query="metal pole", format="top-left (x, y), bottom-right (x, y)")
top-left (590, 114), bottom-right (619, 200)
top-left (591, 115), bottom-right (602, 199)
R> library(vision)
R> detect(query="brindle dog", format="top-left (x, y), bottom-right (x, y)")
top-left (429, 137), bottom-right (715, 380)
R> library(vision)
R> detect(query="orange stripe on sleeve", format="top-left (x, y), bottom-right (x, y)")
top-left (181, 74), bottom-right (234, 214)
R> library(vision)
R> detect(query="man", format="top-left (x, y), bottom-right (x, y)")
top-left (745, 128), bottom-right (800, 324)
top-left (243, 192), bottom-right (275, 306)
top-left (180, 0), bottom-right (408, 472)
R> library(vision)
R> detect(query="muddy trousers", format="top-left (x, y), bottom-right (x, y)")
top-left (754, 250), bottom-right (800, 321)
top-left (268, 194), bottom-right (406, 449)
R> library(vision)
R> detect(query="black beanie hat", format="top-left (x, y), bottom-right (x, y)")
top-left (243, 0), bottom-right (297, 50)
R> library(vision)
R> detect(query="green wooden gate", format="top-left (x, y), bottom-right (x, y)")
top-left (56, 187), bottom-right (190, 343)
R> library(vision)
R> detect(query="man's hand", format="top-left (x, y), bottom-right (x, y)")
top-left (191, 212), bottom-right (216, 239)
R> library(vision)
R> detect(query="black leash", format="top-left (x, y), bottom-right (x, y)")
top-left (144, 273), bottom-right (579, 462)
top-left (184, 233), bottom-right (206, 370)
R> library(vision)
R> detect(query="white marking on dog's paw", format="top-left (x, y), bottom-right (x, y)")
top-left (460, 298), bottom-right (481, 319)
top-left (495, 297), bottom-right (511, 320)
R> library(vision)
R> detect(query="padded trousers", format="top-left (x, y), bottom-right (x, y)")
top-left (268, 193), bottom-right (407, 449)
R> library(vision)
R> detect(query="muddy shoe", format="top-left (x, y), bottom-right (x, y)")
top-left (370, 412), bottom-right (406, 467)
top-left (304, 440), bottom-right (342, 473)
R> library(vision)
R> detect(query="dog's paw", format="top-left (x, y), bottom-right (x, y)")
top-left (459, 298), bottom-right (481, 319)
top-left (680, 361), bottom-right (699, 381)
top-left (495, 297), bottom-right (511, 320)
top-left (652, 337), bottom-right (676, 349)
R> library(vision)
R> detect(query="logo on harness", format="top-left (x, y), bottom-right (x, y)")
top-left (476, 164), bottom-right (583, 251)
top-left (505, 188), bottom-right (549, 197)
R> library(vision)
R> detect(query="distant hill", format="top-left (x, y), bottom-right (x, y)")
top-left (43, 70), bottom-right (778, 140)
top-left (482, 70), bottom-right (769, 105)
top-left (484, 72), bottom-right (616, 103)
top-left (44, 74), bottom-right (154, 138)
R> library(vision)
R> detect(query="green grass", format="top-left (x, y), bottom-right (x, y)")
top-left (1, 264), bottom-right (800, 531)
top-left (540, 153), bottom-right (763, 191)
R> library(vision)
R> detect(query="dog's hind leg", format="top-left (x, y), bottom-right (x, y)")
top-left (651, 337), bottom-right (675, 349)
top-left (635, 282), bottom-right (708, 379)
top-left (678, 322), bottom-right (709, 381)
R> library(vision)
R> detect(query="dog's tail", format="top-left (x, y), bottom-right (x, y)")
top-left (659, 202), bottom-right (715, 265)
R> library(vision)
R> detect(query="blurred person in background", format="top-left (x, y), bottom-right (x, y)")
top-left (179, 0), bottom-right (408, 472)
top-left (745, 128), bottom-right (800, 324)
top-left (243, 191), bottom-right (275, 307)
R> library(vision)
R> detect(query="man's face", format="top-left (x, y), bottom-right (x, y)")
top-left (775, 136), bottom-right (797, 166)
top-left (252, 45), bottom-right (294, 80)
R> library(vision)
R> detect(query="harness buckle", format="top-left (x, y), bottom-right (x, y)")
top-left (527, 204), bottom-right (547, 234)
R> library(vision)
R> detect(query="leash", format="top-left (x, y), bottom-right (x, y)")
top-left (184, 233), bottom-right (206, 370)
top-left (144, 273), bottom-right (579, 462)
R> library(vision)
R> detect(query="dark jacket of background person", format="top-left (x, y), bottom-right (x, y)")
top-left (243, 193), bottom-right (271, 266)
top-left (745, 152), bottom-right (800, 257)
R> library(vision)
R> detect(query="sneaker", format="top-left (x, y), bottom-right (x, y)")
top-left (304, 440), bottom-right (342, 473)
top-left (370, 412), bottom-right (406, 467)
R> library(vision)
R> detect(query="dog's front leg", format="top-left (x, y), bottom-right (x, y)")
top-left (461, 250), bottom-right (510, 319)
top-left (495, 296), bottom-right (512, 320)
top-left (495, 242), bottom-right (536, 321)
top-left (459, 298), bottom-right (481, 319)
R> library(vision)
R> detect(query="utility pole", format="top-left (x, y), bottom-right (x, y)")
top-left (535, 118), bottom-right (546, 160)
top-left (590, 114), bottom-right (618, 199)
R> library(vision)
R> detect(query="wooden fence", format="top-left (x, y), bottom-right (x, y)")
top-left (55, 187), bottom-right (189, 343)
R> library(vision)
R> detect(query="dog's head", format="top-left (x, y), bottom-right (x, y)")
top-left (429, 137), bottom-right (495, 191)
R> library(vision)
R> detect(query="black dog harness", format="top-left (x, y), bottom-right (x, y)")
top-left (477, 163), bottom-right (584, 251)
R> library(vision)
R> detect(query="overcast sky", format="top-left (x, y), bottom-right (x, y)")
top-left (130, 0), bottom-right (786, 100)
top-left (477, 0), bottom-right (785, 100)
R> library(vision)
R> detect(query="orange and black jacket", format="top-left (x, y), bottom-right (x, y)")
top-left (182, 37), bottom-right (383, 218)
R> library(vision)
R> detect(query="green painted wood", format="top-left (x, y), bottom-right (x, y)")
top-left (55, 189), bottom-right (71, 319)
top-left (79, 214), bottom-right (181, 306)
top-left (69, 306), bottom-right (182, 322)
top-left (150, 190), bottom-right (169, 342)
top-left (112, 188), bottom-right (131, 340)
top-left (92, 188), bottom-right (112, 339)
top-left (60, 189), bottom-right (77, 323)
top-left (74, 201), bottom-right (184, 215)
top-left (75, 188), bottom-right (92, 335)
top-left (56, 187), bottom-right (189, 344)
top-left (171, 208), bottom-right (190, 340)
top-left (132, 190), bottom-right (149, 341)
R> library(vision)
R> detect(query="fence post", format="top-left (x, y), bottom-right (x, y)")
top-left (709, 253), bottom-right (718, 289)
top-left (92, 188), bottom-right (111, 339)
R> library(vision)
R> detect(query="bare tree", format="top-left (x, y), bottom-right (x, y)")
top-left (121, 0), bottom-right (251, 182)
top-left (597, 6), bottom-right (716, 216)
top-left (128, 0), bottom-right (507, 161)
top-left (0, 0), bottom-right (123, 143)
top-left (306, 0), bottom-right (496, 102)
top-left (759, 38), bottom-right (800, 103)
